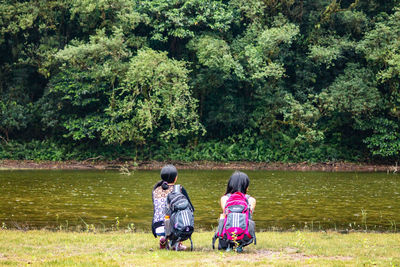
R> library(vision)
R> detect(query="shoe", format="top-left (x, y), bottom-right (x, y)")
top-left (177, 242), bottom-right (187, 251)
top-left (173, 242), bottom-right (187, 251)
top-left (159, 237), bottom-right (166, 249)
top-left (236, 246), bottom-right (243, 253)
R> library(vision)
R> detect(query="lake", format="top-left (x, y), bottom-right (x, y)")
top-left (0, 170), bottom-right (399, 231)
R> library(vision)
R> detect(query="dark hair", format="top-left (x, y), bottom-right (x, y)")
top-left (225, 171), bottom-right (249, 195)
top-left (160, 164), bottom-right (178, 184)
top-left (153, 165), bottom-right (178, 191)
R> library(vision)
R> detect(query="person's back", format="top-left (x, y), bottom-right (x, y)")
top-left (152, 182), bottom-right (174, 237)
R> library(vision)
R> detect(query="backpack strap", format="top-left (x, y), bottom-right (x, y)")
top-left (212, 232), bottom-right (218, 249)
top-left (189, 236), bottom-right (193, 251)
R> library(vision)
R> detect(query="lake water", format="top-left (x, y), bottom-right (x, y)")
top-left (0, 170), bottom-right (399, 231)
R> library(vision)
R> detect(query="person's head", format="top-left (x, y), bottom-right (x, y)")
top-left (160, 164), bottom-right (178, 189)
top-left (225, 171), bottom-right (250, 195)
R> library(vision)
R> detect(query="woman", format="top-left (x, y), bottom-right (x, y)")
top-left (213, 171), bottom-right (256, 252)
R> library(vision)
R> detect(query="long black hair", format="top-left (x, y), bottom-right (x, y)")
top-left (153, 164), bottom-right (178, 190)
top-left (225, 171), bottom-right (250, 194)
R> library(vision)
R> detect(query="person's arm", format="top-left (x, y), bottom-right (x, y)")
top-left (220, 195), bottom-right (228, 211)
top-left (165, 201), bottom-right (172, 217)
top-left (219, 195), bottom-right (228, 219)
top-left (248, 197), bottom-right (256, 213)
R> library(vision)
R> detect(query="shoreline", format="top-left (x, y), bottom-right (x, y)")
top-left (0, 159), bottom-right (397, 172)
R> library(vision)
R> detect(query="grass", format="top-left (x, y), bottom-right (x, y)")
top-left (0, 230), bottom-right (399, 266)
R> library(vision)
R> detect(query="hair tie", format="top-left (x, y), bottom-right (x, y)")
top-left (161, 181), bottom-right (169, 190)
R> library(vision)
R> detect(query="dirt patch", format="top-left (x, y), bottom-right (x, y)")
top-left (223, 249), bottom-right (353, 262)
top-left (0, 159), bottom-right (396, 172)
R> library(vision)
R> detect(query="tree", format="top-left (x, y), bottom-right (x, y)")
top-left (103, 48), bottom-right (204, 144)
top-left (0, 101), bottom-right (31, 141)
top-left (42, 28), bottom-right (131, 140)
top-left (356, 6), bottom-right (400, 158)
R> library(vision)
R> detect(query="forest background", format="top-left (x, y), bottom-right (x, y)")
top-left (1, 0), bottom-right (400, 163)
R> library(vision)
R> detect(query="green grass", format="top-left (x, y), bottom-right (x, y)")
top-left (0, 230), bottom-right (399, 266)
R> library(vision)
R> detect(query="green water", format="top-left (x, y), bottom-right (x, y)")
top-left (0, 170), bottom-right (399, 231)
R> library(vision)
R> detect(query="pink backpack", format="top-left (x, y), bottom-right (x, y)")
top-left (212, 192), bottom-right (256, 249)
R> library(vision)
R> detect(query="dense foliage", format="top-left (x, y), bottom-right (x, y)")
top-left (1, 0), bottom-right (400, 162)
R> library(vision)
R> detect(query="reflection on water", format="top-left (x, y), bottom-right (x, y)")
top-left (0, 170), bottom-right (399, 231)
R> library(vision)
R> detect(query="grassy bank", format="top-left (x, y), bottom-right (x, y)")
top-left (1, 231), bottom-right (399, 266)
